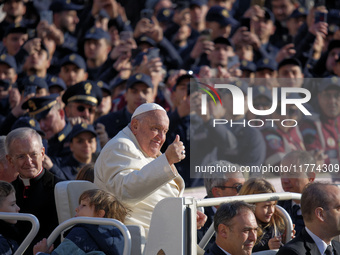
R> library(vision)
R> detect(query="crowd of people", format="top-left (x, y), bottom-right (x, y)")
top-left (0, 0), bottom-right (340, 254)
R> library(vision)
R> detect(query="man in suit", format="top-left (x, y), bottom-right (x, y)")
top-left (205, 201), bottom-right (258, 255)
top-left (198, 161), bottom-right (245, 250)
top-left (277, 182), bottom-right (340, 255)
top-left (94, 103), bottom-right (187, 237)
top-left (278, 150), bottom-right (316, 236)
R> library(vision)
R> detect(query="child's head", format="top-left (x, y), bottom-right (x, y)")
top-left (239, 178), bottom-right (277, 224)
top-left (0, 181), bottom-right (20, 223)
top-left (77, 189), bottom-right (128, 223)
top-left (76, 163), bottom-right (94, 182)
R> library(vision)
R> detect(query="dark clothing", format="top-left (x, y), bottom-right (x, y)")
top-left (278, 200), bottom-right (305, 236)
top-left (39, 224), bottom-right (124, 255)
top-left (0, 220), bottom-right (20, 255)
top-left (253, 224), bottom-right (283, 252)
top-left (47, 122), bottom-right (72, 160)
top-left (58, 155), bottom-right (86, 180)
top-left (197, 205), bottom-right (215, 251)
top-left (277, 227), bottom-right (340, 255)
top-left (204, 243), bottom-right (226, 255)
top-left (95, 107), bottom-right (131, 139)
top-left (12, 169), bottom-right (63, 255)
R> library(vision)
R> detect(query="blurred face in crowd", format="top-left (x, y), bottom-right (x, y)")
top-left (171, 78), bottom-right (189, 108)
top-left (235, 44), bottom-right (253, 61)
top-left (3, 0), bottom-right (26, 21)
top-left (286, 16), bottom-right (306, 36)
top-left (280, 171), bottom-right (314, 194)
top-left (23, 49), bottom-right (50, 73)
top-left (6, 135), bottom-right (45, 179)
top-left (3, 32), bottom-right (28, 56)
top-left (70, 132), bottom-right (96, 163)
top-left (206, 21), bottom-right (231, 40)
top-left (59, 64), bottom-right (88, 87)
top-left (255, 68), bottom-right (277, 79)
top-left (125, 83), bottom-right (154, 114)
top-left (190, 4), bottom-right (208, 27)
top-left (213, 177), bottom-right (245, 197)
top-left (318, 89), bottom-right (340, 118)
top-left (38, 107), bottom-right (66, 140)
top-left (96, 91), bottom-right (112, 118)
top-left (108, 26), bottom-right (120, 47)
top-left (54, 10), bottom-right (79, 33)
top-left (173, 25), bottom-right (191, 45)
top-left (131, 110), bottom-right (169, 158)
top-left (0, 191), bottom-right (20, 224)
top-left (0, 63), bottom-right (17, 84)
top-left (208, 43), bottom-right (232, 68)
top-left (84, 39), bottom-right (111, 65)
top-left (217, 209), bottom-right (257, 255)
top-left (277, 64), bottom-right (304, 87)
top-left (65, 102), bottom-right (97, 124)
top-left (252, 17), bottom-right (275, 43)
top-left (270, 0), bottom-right (295, 22)
top-left (326, 48), bottom-right (340, 72)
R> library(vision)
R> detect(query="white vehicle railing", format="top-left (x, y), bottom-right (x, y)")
top-left (46, 216), bottom-right (132, 255)
top-left (145, 192), bottom-right (301, 255)
top-left (0, 212), bottom-right (40, 255)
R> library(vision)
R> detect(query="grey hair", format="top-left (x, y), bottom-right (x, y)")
top-left (204, 160), bottom-right (244, 198)
top-left (214, 201), bottom-right (255, 231)
top-left (0, 136), bottom-right (6, 163)
top-left (281, 151), bottom-right (316, 176)
top-left (5, 128), bottom-right (43, 155)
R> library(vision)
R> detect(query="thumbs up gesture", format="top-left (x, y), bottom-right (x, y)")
top-left (165, 135), bottom-right (185, 165)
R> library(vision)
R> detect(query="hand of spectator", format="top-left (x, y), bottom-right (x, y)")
top-left (117, 2), bottom-right (128, 22)
top-left (268, 236), bottom-right (282, 250)
top-left (37, 21), bottom-right (64, 45)
top-left (228, 65), bottom-right (242, 78)
top-left (23, 38), bottom-right (42, 55)
top-left (43, 154), bottom-right (54, 171)
top-left (9, 87), bottom-right (21, 110)
top-left (306, 6), bottom-right (328, 29)
top-left (196, 211), bottom-right (207, 230)
top-left (165, 135), bottom-right (185, 165)
top-left (311, 32), bottom-right (324, 60)
top-left (217, 66), bottom-right (231, 78)
top-left (134, 18), bottom-right (153, 39)
top-left (11, 93), bottom-right (33, 118)
top-left (309, 21), bottom-right (328, 38)
top-left (92, 0), bottom-right (118, 18)
top-left (190, 36), bottom-right (214, 59)
top-left (33, 238), bottom-right (54, 255)
top-left (231, 27), bottom-right (260, 49)
top-left (95, 123), bottom-right (109, 148)
top-left (243, 5), bottom-right (265, 20)
top-left (275, 43), bottom-right (296, 63)
top-left (146, 17), bottom-right (163, 43)
top-left (110, 40), bottom-right (136, 60)
top-left (166, 69), bottom-right (188, 89)
top-left (113, 55), bottom-right (131, 73)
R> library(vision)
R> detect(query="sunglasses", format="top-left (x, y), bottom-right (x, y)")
top-left (76, 105), bottom-right (95, 114)
top-left (215, 184), bottom-right (243, 193)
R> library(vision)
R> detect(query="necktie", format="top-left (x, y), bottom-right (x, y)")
top-left (325, 245), bottom-right (333, 255)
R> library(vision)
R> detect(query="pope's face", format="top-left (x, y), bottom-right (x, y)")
top-left (132, 110), bottom-right (169, 158)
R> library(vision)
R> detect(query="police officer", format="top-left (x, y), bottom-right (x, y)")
top-left (58, 123), bottom-right (97, 180)
top-left (58, 53), bottom-right (88, 87)
top-left (22, 94), bottom-right (72, 162)
top-left (62, 80), bottom-right (102, 125)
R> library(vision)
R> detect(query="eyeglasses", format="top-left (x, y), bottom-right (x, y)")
top-left (214, 184), bottom-right (243, 193)
top-left (76, 105), bottom-right (95, 114)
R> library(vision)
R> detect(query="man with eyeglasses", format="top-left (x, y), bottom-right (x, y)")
top-left (300, 77), bottom-right (340, 172)
top-left (62, 80), bottom-right (102, 125)
top-left (261, 90), bottom-right (305, 166)
top-left (198, 161), bottom-right (245, 251)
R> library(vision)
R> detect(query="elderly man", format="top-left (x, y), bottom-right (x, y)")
top-left (5, 127), bottom-right (63, 254)
top-left (198, 161), bottom-right (245, 250)
top-left (278, 151), bottom-right (316, 236)
top-left (94, 103), bottom-right (186, 236)
top-left (277, 183), bottom-right (340, 255)
top-left (205, 201), bottom-right (258, 255)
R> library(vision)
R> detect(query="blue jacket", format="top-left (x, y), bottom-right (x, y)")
top-left (40, 224), bottom-right (124, 255)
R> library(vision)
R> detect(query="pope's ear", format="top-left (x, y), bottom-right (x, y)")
top-left (130, 119), bottom-right (139, 134)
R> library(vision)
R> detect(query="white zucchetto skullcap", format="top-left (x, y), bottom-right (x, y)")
top-left (131, 103), bottom-right (166, 120)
